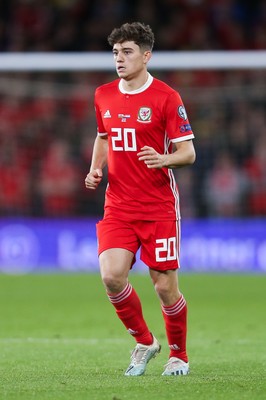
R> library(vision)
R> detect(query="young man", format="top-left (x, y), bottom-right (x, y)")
top-left (85, 22), bottom-right (196, 376)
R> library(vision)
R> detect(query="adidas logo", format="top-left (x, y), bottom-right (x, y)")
top-left (169, 344), bottom-right (180, 350)
top-left (103, 110), bottom-right (111, 118)
top-left (128, 328), bottom-right (138, 335)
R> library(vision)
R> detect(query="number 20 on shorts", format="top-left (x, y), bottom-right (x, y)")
top-left (155, 237), bottom-right (177, 262)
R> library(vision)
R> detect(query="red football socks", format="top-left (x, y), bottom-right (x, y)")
top-left (161, 294), bottom-right (188, 362)
top-left (107, 282), bottom-right (153, 345)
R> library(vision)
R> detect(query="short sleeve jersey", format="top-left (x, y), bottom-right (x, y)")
top-left (94, 73), bottom-right (194, 221)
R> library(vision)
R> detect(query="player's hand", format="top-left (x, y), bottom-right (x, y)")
top-left (85, 169), bottom-right (103, 190)
top-left (137, 146), bottom-right (166, 169)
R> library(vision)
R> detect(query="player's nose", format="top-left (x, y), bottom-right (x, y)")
top-left (116, 51), bottom-right (124, 62)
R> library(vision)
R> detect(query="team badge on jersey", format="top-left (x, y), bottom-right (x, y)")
top-left (137, 107), bottom-right (152, 123)
top-left (177, 105), bottom-right (188, 120)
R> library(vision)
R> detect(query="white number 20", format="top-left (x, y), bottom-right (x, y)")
top-left (155, 237), bottom-right (177, 262)
top-left (111, 128), bottom-right (137, 151)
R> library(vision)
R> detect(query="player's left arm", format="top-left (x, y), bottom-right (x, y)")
top-left (137, 139), bottom-right (196, 169)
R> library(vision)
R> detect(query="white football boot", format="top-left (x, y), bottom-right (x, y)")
top-left (162, 357), bottom-right (190, 376)
top-left (125, 335), bottom-right (161, 376)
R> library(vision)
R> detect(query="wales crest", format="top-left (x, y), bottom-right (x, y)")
top-left (137, 107), bottom-right (152, 123)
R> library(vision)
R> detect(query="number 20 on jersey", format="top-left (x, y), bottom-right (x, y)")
top-left (111, 128), bottom-right (137, 151)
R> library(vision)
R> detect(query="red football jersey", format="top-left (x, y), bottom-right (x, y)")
top-left (94, 74), bottom-right (194, 221)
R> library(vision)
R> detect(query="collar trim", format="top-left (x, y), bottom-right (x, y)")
top-left (119, 73), bottom-right (153, 94)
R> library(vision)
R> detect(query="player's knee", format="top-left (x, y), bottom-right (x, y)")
top-left (154, 281), bottom-right (180, 305)
top-left (101, 272), bottom-right (125, 294)
top-left (154, 281), bottom-right (169, 299)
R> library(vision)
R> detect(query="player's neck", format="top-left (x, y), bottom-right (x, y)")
top-left (121, 70), bottom-right (149, 92)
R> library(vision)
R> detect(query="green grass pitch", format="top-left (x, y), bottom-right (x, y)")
top-left (0, 272), bottom-right (265, 400)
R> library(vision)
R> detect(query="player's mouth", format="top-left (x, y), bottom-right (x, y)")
top-left (117, 66), bottom-right (126, 72)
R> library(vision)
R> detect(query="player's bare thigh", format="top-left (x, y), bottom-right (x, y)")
top-left (99, 248), bottom-right (134, 294)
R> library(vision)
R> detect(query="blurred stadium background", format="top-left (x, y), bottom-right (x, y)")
top-left (0, 0), bottom-right (265, 274)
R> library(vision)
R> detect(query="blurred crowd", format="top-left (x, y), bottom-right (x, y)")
top-left (0, 0), bottom-right (265, 52)
top-left (0, 0), bottom-right (265, 218)
top-left (0, 69), bottom-right (265, 218)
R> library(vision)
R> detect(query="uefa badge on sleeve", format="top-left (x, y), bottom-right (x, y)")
top-left (177, 105), bottom-right (188, 121)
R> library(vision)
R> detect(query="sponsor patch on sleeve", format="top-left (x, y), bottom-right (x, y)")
top-left (179, 124), bottom-right (192, 133)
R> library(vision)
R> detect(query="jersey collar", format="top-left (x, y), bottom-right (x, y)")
top-left (118, 73), bottom-right (153, 94)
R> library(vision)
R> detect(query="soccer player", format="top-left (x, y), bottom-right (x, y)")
top-left (85, 22), bottom-right (196, 376)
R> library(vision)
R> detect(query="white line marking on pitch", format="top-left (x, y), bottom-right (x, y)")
top-left (0, 338), bottom-right (128, 345)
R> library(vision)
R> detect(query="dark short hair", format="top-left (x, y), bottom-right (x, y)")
top-left (108, 22), bottom-right (155, 51)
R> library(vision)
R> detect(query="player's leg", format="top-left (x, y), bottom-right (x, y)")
top-left (149, 268), bottom-right (188, 361)
top-left (97, 219), bottom-right (160, 375)
top-left (100, 248), bottom-right (161, 376)
top-left (99, 247), bottom-right (132, 294)
top-left (99, 247), bottom-right (152, 344)
top-left (139, 220), bottom-right (189, 375)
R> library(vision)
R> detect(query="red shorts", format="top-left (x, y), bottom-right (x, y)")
top-left (96, 218), bottom-right (181, 271)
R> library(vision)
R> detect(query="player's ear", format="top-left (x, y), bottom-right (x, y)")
top-left (143, 51), bottom-right (152, 64)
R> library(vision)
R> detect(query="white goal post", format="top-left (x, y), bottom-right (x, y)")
top-left (0, 51), bottom-right (265, 71)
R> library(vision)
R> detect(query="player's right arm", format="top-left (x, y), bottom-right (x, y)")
top-left (85, 135), bottom-right (108, 190)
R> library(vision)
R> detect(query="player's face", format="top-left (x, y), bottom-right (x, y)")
top-left (112, 41), bottom-right (151, 80)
